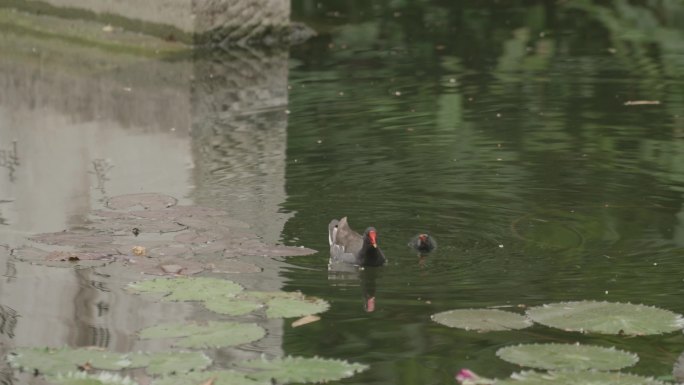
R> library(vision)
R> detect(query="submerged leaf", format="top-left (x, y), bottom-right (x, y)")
top-left (139, 321), bottom-right (265, 349)
top-left (495, 370), bottom-right (666, 385)
top-left (242, 356), bottom-right (369, 384)
top-left (496, 343), bottom-right (638, 371)
top-left (526, 301), bottom-right (684, 335)
top-left (128, 277), bottom-right (243, 301)
top-left (106, 193), bottom-right (177, 211)
top-left (151, 370), bottom-right (266, 385)
top-left (431, 309), bottom-right (532, 332)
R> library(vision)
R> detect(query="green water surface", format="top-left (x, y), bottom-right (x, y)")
top-left (280, 1), bottom-right (684, 383)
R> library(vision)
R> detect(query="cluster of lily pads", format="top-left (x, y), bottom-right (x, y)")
top-left (8, 278), bottom-right (363, 385)
top-left (8, 346), bottom-right (367, 385)
top-left (5, 194), bottom-right (369, 385)
top-left (431, 300), bottom-right (684, 384)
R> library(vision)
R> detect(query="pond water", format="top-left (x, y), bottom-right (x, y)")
top-left (279, 1), bottom-right (684, 384)
top-left (1, 1), bottom-right (684, 384)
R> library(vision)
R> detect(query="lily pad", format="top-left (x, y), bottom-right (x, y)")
top-left (139, 321), bottom-right (265, 348)
top-left (124, 257), bottom-right (206, 276)
top-left (29, 231), bottom-right (114, 247)
top-left (238, 291), bottom-right (330, 318)
top-left (496, 343), bottom-right (638, 371)
top-left (151, 370), bottom-right (266, 385)
top-left (11, 247), bottom-right (117, 268)
top-left (51, 372), bottom-right (138, 385)
top-left (128, 277), bottom-right (243, 301)
top-left (203, 296), bottom-right (263, 316)
top-left (242, 356), bottom-right (369, 384)
top-left (526, 301), bottom-right (684, 335)
top-left (265, 297), bottom-right (329, 318)
top-left (431, 309), bottom-right (532, 332)
top-left (106, 193), bottom-right (177, 211)
top-left (8, 347), bottom-right (130, 375)
top-left (495, 370), bottom-right (666, 385)
top-left (128, 351), bottom-right (211, 375)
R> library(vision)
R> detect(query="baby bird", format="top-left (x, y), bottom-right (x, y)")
top-left (408, 233), bottom-right (437, 254)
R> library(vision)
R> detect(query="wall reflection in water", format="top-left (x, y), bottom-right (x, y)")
top-left (0, 27), bottom-right (292, 363)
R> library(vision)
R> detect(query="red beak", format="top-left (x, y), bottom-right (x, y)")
top-left (368, 230), bottom-right (377, 248)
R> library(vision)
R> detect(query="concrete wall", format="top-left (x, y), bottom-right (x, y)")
top-left (11, 0), bottom-right (292, 45)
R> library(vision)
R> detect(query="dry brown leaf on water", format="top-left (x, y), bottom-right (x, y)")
top-left (624, 100), bottom-right (660, 106)
top-left (132, 246), bottom-right (146, 256)
top-left (292, 315), bottom-right (321, 328)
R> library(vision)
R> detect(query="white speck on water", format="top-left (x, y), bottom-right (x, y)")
top-left (496, 113), bottom-right (502, 118)
top-left (394, 91), bottom-right (402, 96)
top-left (449, 78), bottom-right (456, 83)
top-left (285, 109), bottom-right (291, 115)
top-left (316, 139), bottom-right (322, 144)
top-left (338, 91), bottom-right (345, 96)
top-left (605, 290), bottom-right (609, 294)
top-left (653, 262), bottom-right (658, 266)
top-left (498, 244), bottom-right (504, 248)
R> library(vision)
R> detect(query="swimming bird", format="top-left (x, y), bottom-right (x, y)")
top-left (409, 233), bottom-right (437, 253)
top-left (328, 217), bottom-right (387, 267)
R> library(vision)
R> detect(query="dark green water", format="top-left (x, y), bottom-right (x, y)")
top-left (280, 1), bottom-right (684, 383)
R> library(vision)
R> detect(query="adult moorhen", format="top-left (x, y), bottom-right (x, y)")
top-left (328, 217), bottom-right (387, 267)
top-left (409, 233), bottom-right (437, 253)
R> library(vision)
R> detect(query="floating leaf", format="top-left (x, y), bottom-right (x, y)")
top-left (139, 321), bottom-right (265, 349)
top-left (128, 277), bottom-right (243, 301)
top-left (128, 351), bottom-right (211, 375)
top-left (431, 309), bottom-right (532, 331)
top-left (526, 301), bottom-right (684, 335)
top-left (8, 347), bottom-right (130, 375)
top-left (12, 247), bottom-right (117, 268)
top-left (29, 232), bottom-right (114, 247)
top-left (106, 193), bottom-right (177, 211)
top-left (242, 356), bottom-right (369, 384)
top-left (496, 343), bottom-right (638, 371)
top-left (203, 297), bottom-right (263, 316)
top-left (495, 370), bottom-right (666, 385)
top-left (265, 297), bottom-right (329, 318)
top-left (151, 370), bottom-right (266, 385)
top-left (51, 372), bottom-right (138, 385)
top-left (292, 315), bottom-right (321, 328)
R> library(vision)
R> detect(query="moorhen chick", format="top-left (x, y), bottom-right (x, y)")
top-left (328, 217), bottom-right (387, 267)
top-left (409, 233), bottom-right (437, 253)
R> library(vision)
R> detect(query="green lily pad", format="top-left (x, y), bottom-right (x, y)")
top-left (266, 297), bottom-right (330, 318)
top-left (8, 347), bottom-right (130, 375)
top-left (496, 343), bottom-right (638, 371)
top-left (238, 291), bottom-right (330, 318)
top-left (242, 356), bottom-right (369, 384)
top-left (526, 301), bottom-right (684, 335)
top-left (431, 309), bottom-right (532, 332)
top-left (139, 321), bottom-right (265, 349)
top-left (51, 372), bottom-right (138, 385)
top-left (128, 351), bottom-right (211, 375)
top-left (151, 370), bottom-right (266, 385)
top-left (128, 277), bottom-right (243, 301)
top-left (495, 370), bottom-right (666, 385)
top-left (203, 296), bottom-right (263, 316)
